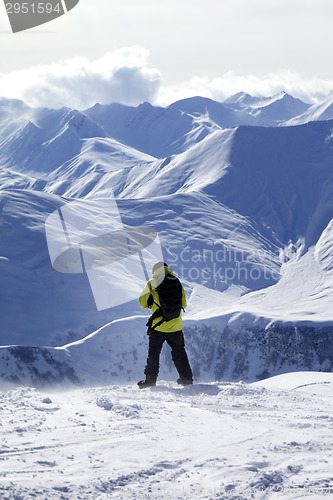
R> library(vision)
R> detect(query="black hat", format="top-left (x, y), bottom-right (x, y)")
top-left (152, 261), bottom-right (167, 274)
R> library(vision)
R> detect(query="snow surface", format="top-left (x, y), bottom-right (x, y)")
top-left (284, 95), bottom-right (333, 126)
top-left (1, 371), bottom-right (333, 499)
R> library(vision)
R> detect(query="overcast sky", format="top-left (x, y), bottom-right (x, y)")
top-left (0, 0), bottom-right (332, 108)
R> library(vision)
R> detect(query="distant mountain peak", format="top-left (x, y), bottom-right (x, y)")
top-left (284, 93), bottom-right (333, 126)
top-left (223, 92), bottom-right (259, 106)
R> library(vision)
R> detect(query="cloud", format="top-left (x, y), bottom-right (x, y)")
top-left (0, 47), bottom-right (162, 109)
top-left (0, 47), bottom-right (332, 109)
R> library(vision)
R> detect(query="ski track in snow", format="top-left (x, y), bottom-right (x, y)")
top-left (1, 374), bottom-right (333, 499)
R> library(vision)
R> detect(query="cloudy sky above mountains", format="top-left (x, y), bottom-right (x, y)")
top-left (0, 0), bottom-right (332, 108)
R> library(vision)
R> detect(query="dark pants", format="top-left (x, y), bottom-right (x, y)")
top-left (144, 330), bottom-right (193, 382)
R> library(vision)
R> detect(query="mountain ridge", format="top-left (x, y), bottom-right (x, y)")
top-left (0, 92), bottom-right (333, 386)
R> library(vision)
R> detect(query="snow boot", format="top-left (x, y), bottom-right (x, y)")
top-left (177, 378), bottom-right (193, 386)
top-left (137, 378), bottom-right (156, 389)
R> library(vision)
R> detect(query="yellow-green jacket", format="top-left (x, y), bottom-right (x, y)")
top-left (139, 266), bottom-right (187, 333)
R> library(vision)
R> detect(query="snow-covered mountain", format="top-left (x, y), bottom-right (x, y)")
top-left (169, 95), bottom-right (266, 128)
top-left (285, 94), bottom-right (333, 125)
top-left (84, 101), bottom-right (204, 158)
top-left (0, 92), bottom-right (333, 387)
top-left (223, 91), bottom-right (311, 125)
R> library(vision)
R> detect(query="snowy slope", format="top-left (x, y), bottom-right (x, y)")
top-left (1, 180), bottom-right (332, 384)
top-left (0, 97), bottom-right (33, 137)
top-left (105, 121), bottom-right (333, 251)
top-left (223, 91), bottom-right (264, 107)
top-left (224, 92), bottom-right (311, 125)
top-left (46, 138), bottom-right (155, 198)
top-left (0, 185), bottom-right (332, 385)
top-left (84, 101), bottom-right (213, 158)
top-left (285, 95), bottom-right (333, 126)
top-left (0, 188), bottom-right (280, 346)
top-left (0, 372), bottom-right (333, 499)
top-left (0, 99), bottom-right (156, 198)
top-left (246, 92), bottom-right (310, 125)
top-left (170, 95), bottom-right (266, 127)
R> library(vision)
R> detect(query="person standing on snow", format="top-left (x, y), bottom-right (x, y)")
top-left (137, 261), bottom-right (193, 389)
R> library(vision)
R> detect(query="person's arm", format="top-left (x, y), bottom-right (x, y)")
top-left (139, 282), bottom-right (153, 310)
top-left (181, 285), bottom-right (187, 309)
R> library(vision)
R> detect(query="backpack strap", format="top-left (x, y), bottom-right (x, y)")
top-left (146, 307), bottom-right (164, 331)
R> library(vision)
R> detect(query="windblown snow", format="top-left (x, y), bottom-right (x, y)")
top-left (1, 373), bottom-right (333, 499)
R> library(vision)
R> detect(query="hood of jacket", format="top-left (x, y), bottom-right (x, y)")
top-left (150, 265), bottom-right (174, 289)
